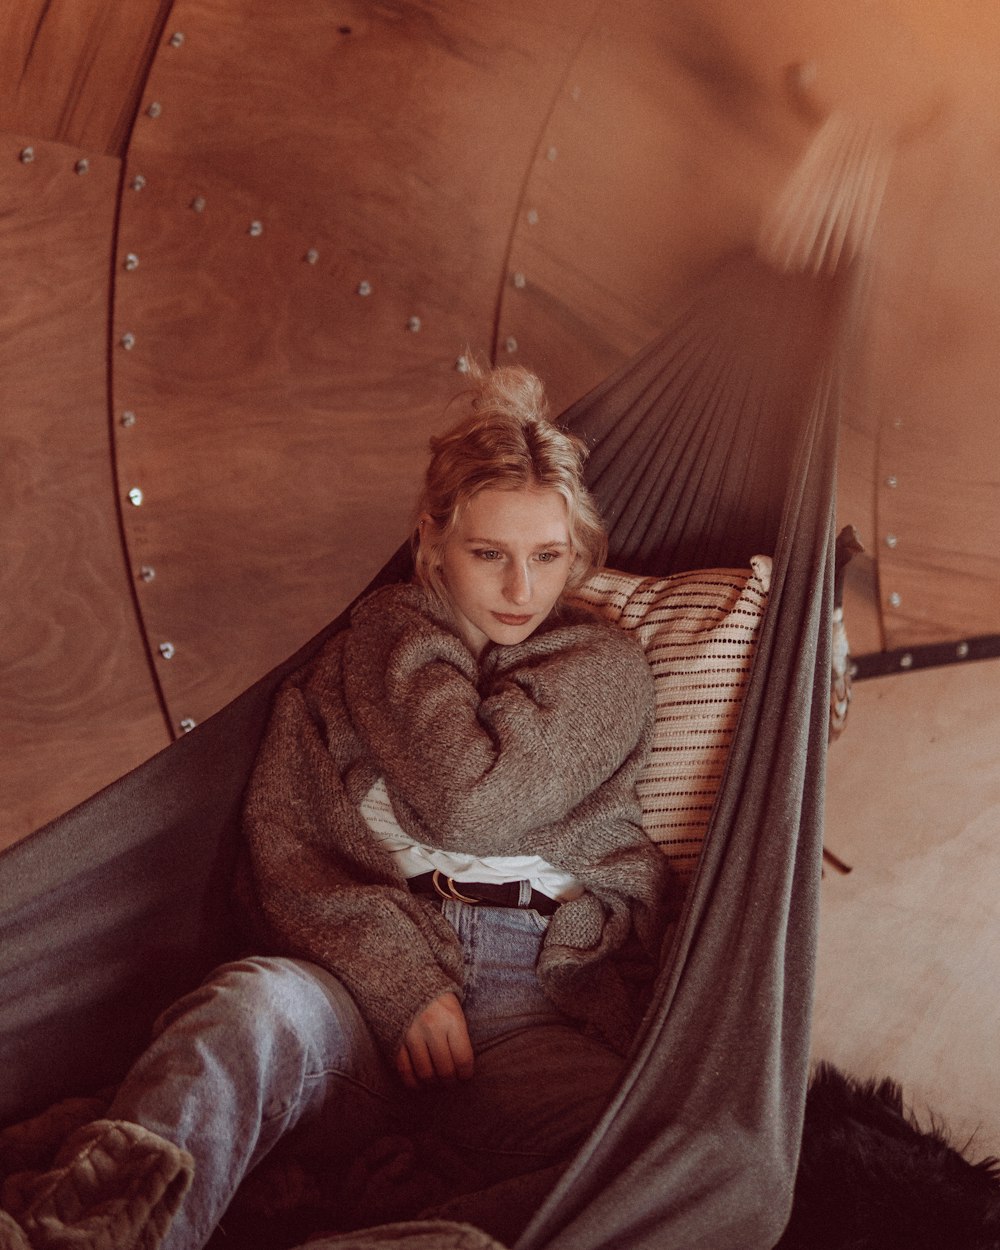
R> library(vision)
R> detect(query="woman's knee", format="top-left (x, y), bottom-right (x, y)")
top-left (151, 956), bottom-right (350, 1051)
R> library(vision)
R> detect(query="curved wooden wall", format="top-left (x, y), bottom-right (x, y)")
top-left (1, 0), bottom-right (174, 847)
top-left (0, 134), bottom-right (171, 842)
top-left (2, 0), bottom-right (999, 847)
top-left (111, 0), bottom-right (601, 733)
top-left (495, 2), bottom-right (1000, 657)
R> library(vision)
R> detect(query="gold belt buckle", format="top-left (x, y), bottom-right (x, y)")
top-left (431, 869), bottom-right (479, 904)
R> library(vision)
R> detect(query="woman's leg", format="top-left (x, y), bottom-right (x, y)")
top-left (108, 956), bottom-right (401, 1250)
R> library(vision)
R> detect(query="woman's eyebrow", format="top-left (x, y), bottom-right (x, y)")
top-left (464, 537), bottom-right (570, 548)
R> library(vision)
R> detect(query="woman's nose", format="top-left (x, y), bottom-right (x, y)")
top-left (504, 563), bottom-right (532, 604)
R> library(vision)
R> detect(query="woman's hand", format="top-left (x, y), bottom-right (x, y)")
top-left (395, 992), bottom-right (474, 1089)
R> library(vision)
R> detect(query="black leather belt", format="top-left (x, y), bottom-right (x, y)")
top-left (408, 869), bottom-right (560, 916)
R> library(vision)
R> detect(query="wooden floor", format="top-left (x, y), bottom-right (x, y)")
top-left (814, 654), bottom-right (1000, 1162)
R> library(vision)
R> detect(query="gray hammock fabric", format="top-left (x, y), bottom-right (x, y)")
top-left (0, 246), bottom-right (851, 1250)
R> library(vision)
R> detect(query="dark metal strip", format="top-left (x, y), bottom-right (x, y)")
top-left (851, 634), bottom-right (1000, 680)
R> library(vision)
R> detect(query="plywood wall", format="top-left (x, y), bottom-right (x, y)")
top-left (1, 0), bottom-right (174, 846)
top-left (110, 0), bottom-right (602, 730)
top-left (2, 0), bottom-right (999, 847)
top-left (0, 0), bottom-right (170, 155)
top-left (0, 135), bottom-right (171, 843)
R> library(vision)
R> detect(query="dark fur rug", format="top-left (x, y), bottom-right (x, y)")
top-left (776, 1062), bottom-right (1000, 1250)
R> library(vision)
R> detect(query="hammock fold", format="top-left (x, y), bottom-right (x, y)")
top-left (0, 245), bottom-right (853, 1250)
top-left (518, 264), bottom-right (843, 1248)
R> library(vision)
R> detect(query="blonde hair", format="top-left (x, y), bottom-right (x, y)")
top-left (413, 361), bottom-right (607, 602)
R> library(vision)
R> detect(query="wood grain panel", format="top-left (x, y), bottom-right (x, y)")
top-left (113, 0), bottom-right (599, 729)
top-left (4, 0), bottom-right (997, 852)
top-left (0, 133), bottom-right (171, 848)
top-left (495, 0), bottom-right (840, 415)
top-left (869, 103), bottom-right (1000, 648)
top-left (496, 0), bottom-right (885, 665)
top-left (496, 0), bottom-right (999, 653)
top-left (836, 352), bottom-right (883, 656)
top-left (0, 0), bottom-right (171, 155)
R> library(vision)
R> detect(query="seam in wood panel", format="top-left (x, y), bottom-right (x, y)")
top-left (490, 0), bottom-right (604, 365)
top-left (108, 0), bottom-right (176, 157)
top-left (21, 0), bottom-right (56, 78)
top-left (106, 155), bottom-right (177, 743)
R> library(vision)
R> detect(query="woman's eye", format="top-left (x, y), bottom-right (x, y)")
top-left (536, 551), bottom-right (561, 563)
top-left (475, 549), bottom-right (502, 561)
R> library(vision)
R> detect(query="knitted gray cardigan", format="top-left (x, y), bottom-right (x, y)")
top-left (239, 583), bottom-right (672, 1057)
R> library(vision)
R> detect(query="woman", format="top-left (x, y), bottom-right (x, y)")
top-left (8, 363), bottom-right (671, 1250)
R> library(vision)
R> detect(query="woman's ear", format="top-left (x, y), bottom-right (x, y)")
top-left (414, 513), bottom-right (437, 577)
top-left (416, 513), bottom-right (432, 550)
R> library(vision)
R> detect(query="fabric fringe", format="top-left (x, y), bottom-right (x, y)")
top-left (758, 112), bottom-right (893, 275)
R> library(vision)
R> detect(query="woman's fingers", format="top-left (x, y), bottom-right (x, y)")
top-left (395, 1043), bottom-right (419, 1090)
top-left (396, 992), bottom-right (474, 1086)
top-left (426, 1010), bottom-right (474, 1082)
top-left (443, 1011), bottom-right (475, 1082)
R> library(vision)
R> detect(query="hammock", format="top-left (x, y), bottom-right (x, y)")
top-left (0, 120), bottom-right (873, 1248)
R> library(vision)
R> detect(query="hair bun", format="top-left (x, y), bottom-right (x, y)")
top-left (464, 358), bottom-right (549, 426)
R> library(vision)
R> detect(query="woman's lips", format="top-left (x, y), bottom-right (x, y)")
top-left (492, 613), bottom-right (532, 626)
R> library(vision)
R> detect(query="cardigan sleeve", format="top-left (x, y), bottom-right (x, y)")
top-left (345, 591), bottom-right (655, 854)
top-left (238, 637), bottom-right (466, 1056)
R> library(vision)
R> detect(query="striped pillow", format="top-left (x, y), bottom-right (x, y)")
top-left (568, 557), bottom-right (771, 886)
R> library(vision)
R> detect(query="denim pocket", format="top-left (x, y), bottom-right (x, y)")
top-left (524, 908), bottom-right (552, 934)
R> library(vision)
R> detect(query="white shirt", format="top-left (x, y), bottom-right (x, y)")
top-left (359, 777), bottom-right (583, 902)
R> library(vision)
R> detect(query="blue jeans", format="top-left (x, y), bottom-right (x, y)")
top-left (109, 901), bottom-right (624, 1250)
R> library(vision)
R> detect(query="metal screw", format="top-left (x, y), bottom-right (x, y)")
top-left (526, 209), bottom-right (539, 225)
top-left (884, 533), bottom-right (898, 549)
top-left (158, 642), bottom-right (176, 660)
top-left (512, 272), bottom-right (526, 289)
top-left (139, 566), bottom-right (156, 582)
top-left (407, 316), bottom-right (422, 332)
top-left (885, 475), bottom-right (898, 488)
top-left (128, 487), bottom-right (144, 507)
top-left (248, 220), bottom-right (263, 237)
top-left (120, 410), bottom-right (137, 428)
top-left (357, 280), bottom-right (372, 296)
top-left (169, 31), bottom-right (185, 47)
top-left (75, 158), bottom-right (90, 175)
top-left (191, 195), bottom-right (206, 212)
top-left (179, 718), bottom-right (197, 734)
top-left (956, 642), bottom-right (970, 658)
top-left (124, 253), bottom-right (139, 271)
top-left (505, 336), bottom-right (518, 354)
top-left (305, 248), bottom-right (319, 264)
top-left (131, 174), bottom-right (146, 191)
top-left (120, 332), bottom-right (136, 350)
top-left (888, 591), bottom-right (902, 608)
top-left (146, 102), bottom-right (162, 119)
top-left (899, 653), bottom-right (914, 669)
top-left (455, 356), bottom-right (470, 374)
top-left (19, 147), bottom-right (35, 164)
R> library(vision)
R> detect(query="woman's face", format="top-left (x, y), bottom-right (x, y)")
top-left (427, 485), bottom-right (575, 656)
